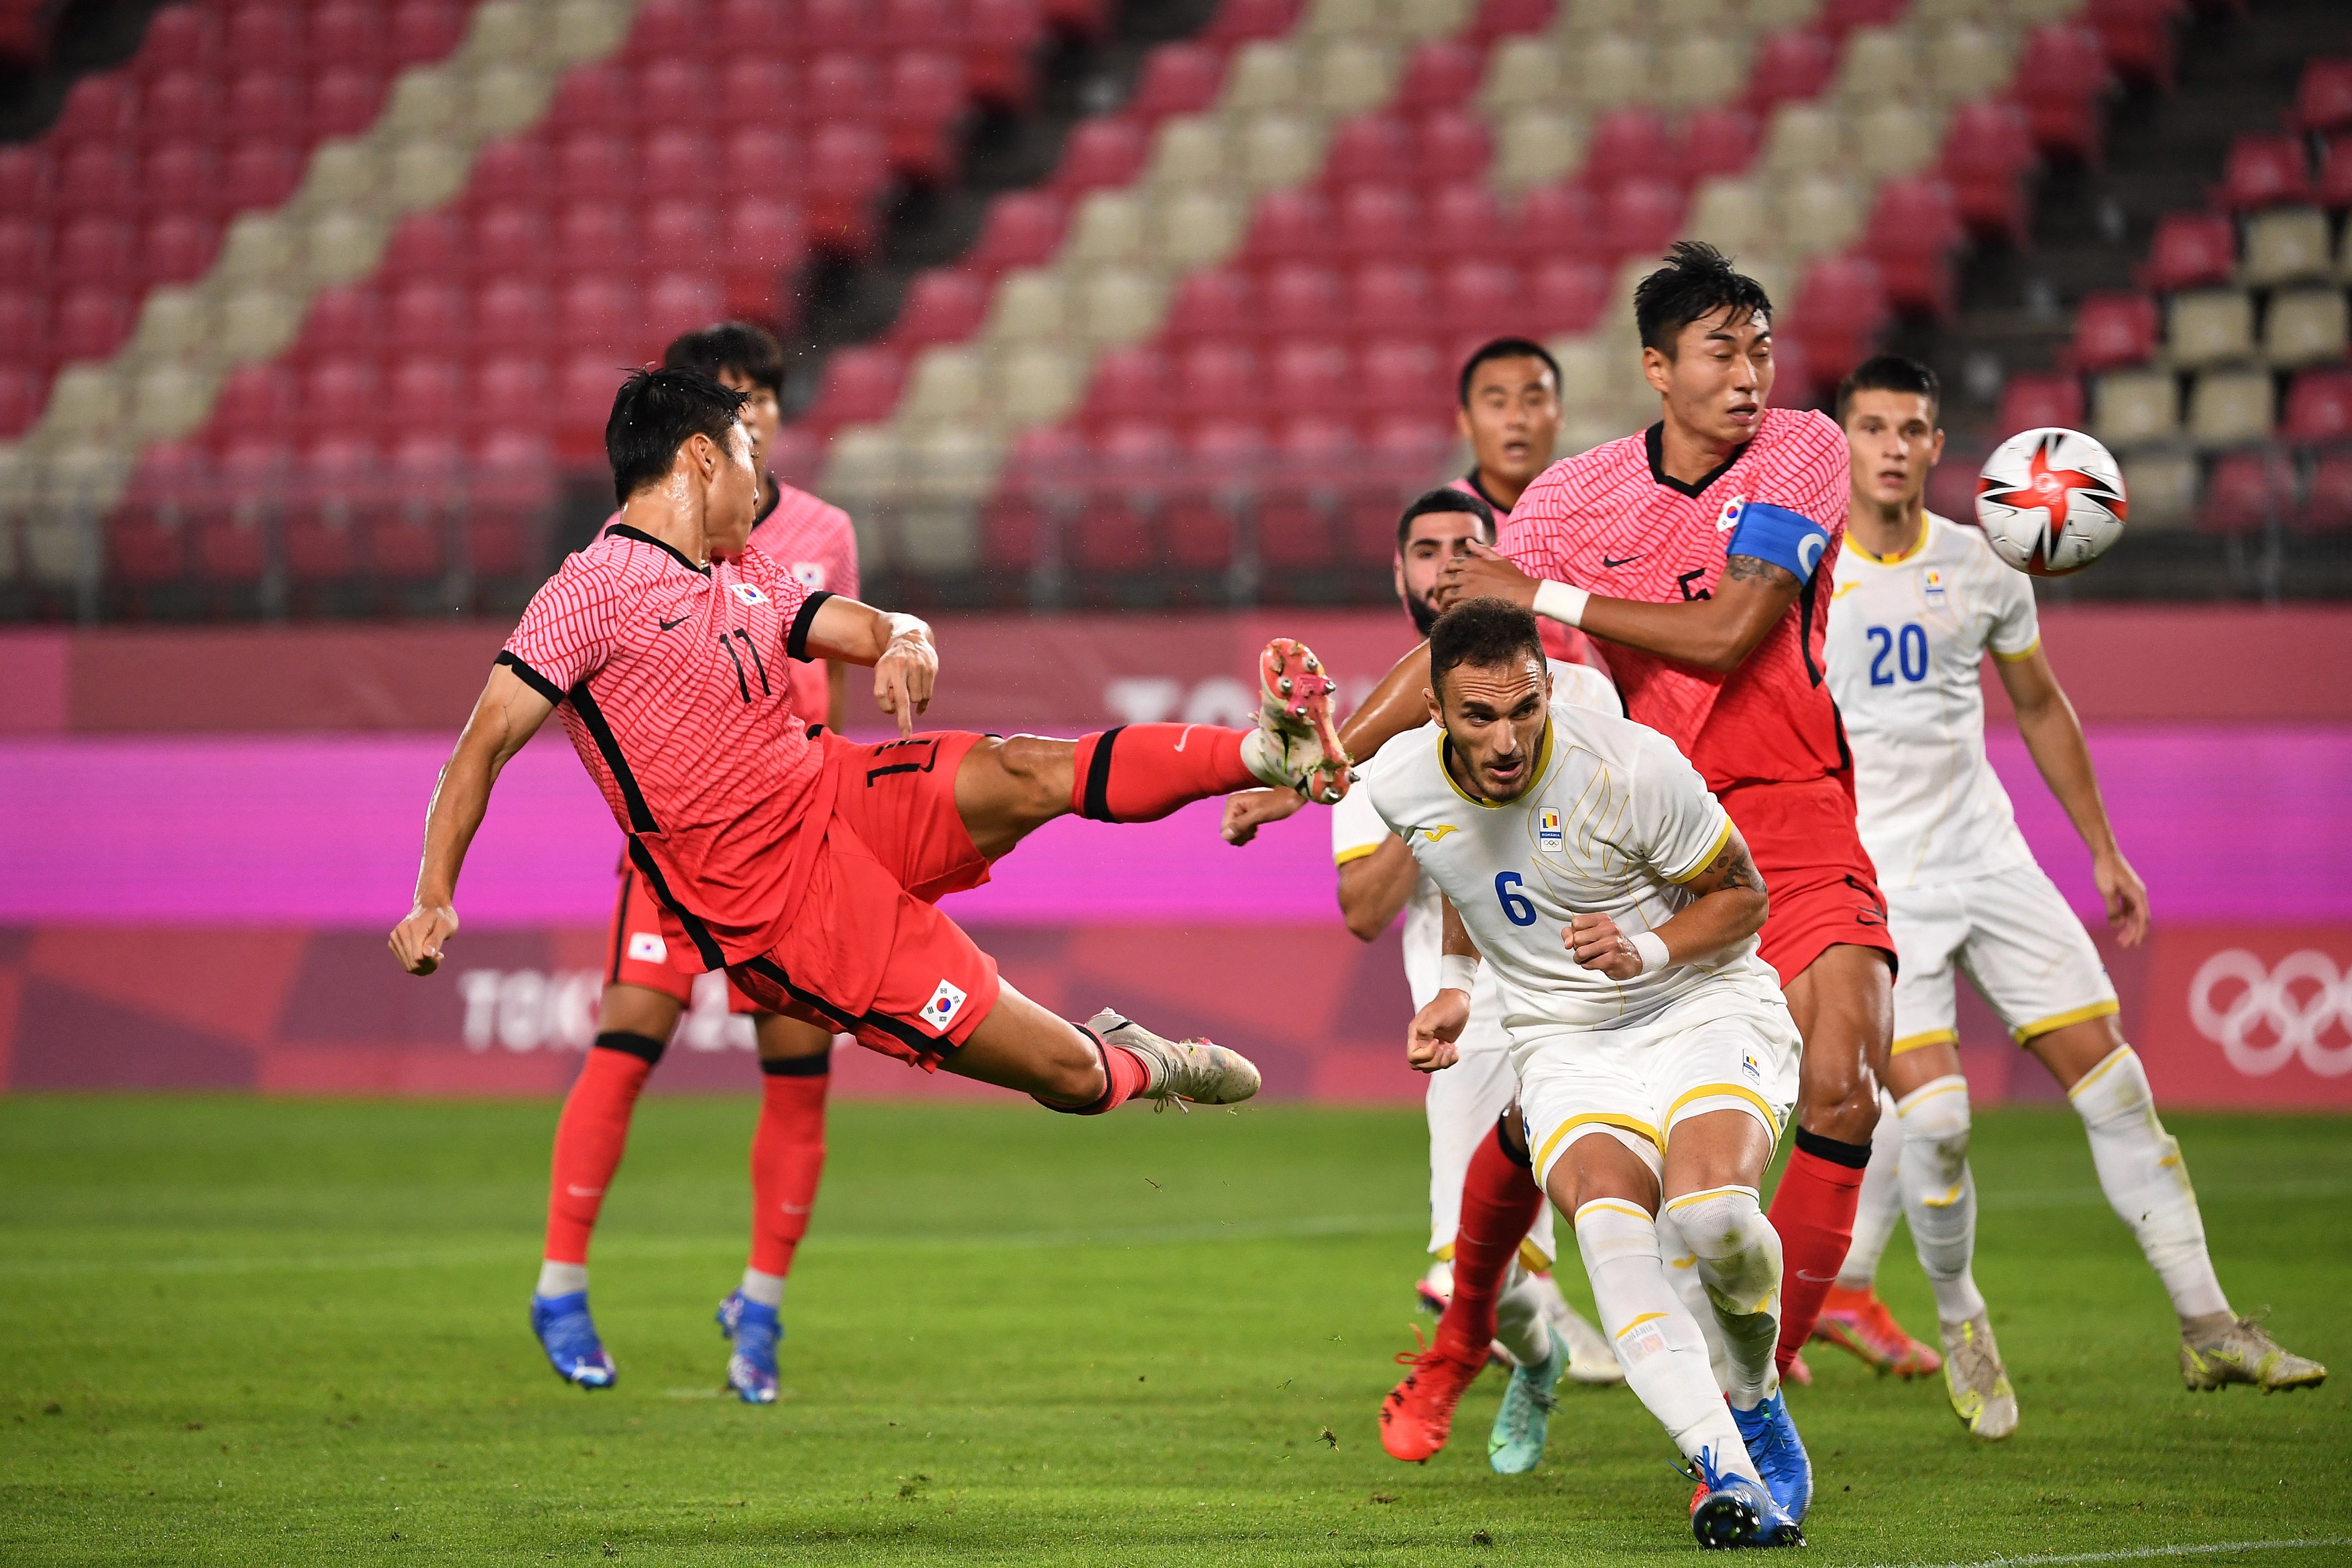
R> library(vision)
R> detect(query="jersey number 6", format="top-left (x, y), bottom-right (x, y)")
top-left (1496, 871), bottom-right (1537, 927)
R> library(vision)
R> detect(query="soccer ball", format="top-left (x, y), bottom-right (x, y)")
top-left (1972, 427), bottom-right (2128, 577)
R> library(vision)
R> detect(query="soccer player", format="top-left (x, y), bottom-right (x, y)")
top-left (1371, 599), bottom-right (1807, 1549)
top-left (391, 371), bottom-right (1351, 1274)
top-left (1262, 243), bottom-right (1894, 1388)
top-left (1815, 354), bottom-right (2326, 1429)
top-left (1330, 488), bottom-right (1623, 1465)
top-left (1450, 337), bottom-right (1568, 523)
top-left (535, 324), bottom-right (860, 1405)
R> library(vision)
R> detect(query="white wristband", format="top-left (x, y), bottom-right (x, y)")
top-left (1439, 954), bottom-right (1478, 995)
top-left (1532, 578), bottom-right (1590, 628)
top-left (1630, 931), bottom-right (1671, 974)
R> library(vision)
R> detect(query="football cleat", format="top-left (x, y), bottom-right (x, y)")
top-left (1086, 1009), bottom-right (1260, 1107)
top-left (1938, 1312), bottom-right (2019, 1440)
top-left (529, 1290), bottom-right (616, 1390)
top-left (1687, 1448), bottom-right (1805, 1550)
top-left (1781, 1350), bottom-right (1813, 1387)
top-left (1488, 1322), bottom-right (1567, 1474)
top-left (716, 1289), bottom-right (780, 1405)
top-left (1416, 1258), bottom-right (1453, 1314)
top-left (1240, 637), bottom-right (1351, 803)
top-left (1730, 1391), bottom-right (1813, 1522)
top-left (2181, 1312), bottom-right (2327, 1393)
top-left (1380, 1329), bottom-right (1486, 1463)
top-left (1813, 1283), bottom-right (1942, 1378)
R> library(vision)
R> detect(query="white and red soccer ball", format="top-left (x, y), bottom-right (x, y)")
top-left (1973, 427), bottom-right (2129, 577)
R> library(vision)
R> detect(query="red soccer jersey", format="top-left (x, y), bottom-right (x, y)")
top-left (1447, 469), bottom-right (1609, 674)
top-left (1498, 408), bottom-right (1852, 793)
top-left (747, 482), bottom-right (860, 720)
top-left (501, 524), bottom-right (831, 964)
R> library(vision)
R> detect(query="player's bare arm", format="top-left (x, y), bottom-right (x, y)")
top-left (1406, 896), bottom-right (1478, 1074)
top-left (1995, 643), bottom-right (2149, 947)
top-left (1567, 827), bottom-right (1769, 980)
top-left (799, 596), bottom-right (936, 740)
top-left (1439, 541), bottom-right (1801, 675)
top-left (1338, 835), bottom-right (1419, 942)
top-left (390, 664), bottom-right (557, 976)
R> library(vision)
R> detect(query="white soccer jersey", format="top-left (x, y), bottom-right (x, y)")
top-left (1824, 510), bottom-right (2042, 891)
top-left (1332, 661), bottom-right (1621, 1008)
top-left (1367, 695), bottom-right (1779, 1045)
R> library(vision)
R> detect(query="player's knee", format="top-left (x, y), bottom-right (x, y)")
top-left (1895, 1076), bottom-right (1970, 1189)
top-left (1668, 1187), bottom-right (1780, 1312)
top-left (993, 734), bottom-right (1073, 819)
top-left (1800, 1062), bottom-right (1882, 1140)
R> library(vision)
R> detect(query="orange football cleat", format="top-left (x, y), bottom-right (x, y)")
top-left (1379, 1328), bottom-right (1485, 1463)
top-left (1813, 1284), bottom-right (1942, 1378)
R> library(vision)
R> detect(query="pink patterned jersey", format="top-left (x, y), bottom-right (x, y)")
top-left (748, 480), bottom-right (860, 721)
top-left (500, 524), bottom-right (830, 962)
top-left (1498, 409), bottom-right (1852, 793)
top-left (1446, 470), bottom-right (1610, 675)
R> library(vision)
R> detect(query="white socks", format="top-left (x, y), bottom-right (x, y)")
top-left (536, 1260), bottom-right (589, 1298)
top-left (1493, 1262), bottom-right (1555, 1369)
top-left (2068, 1045), bottom-right (2230, 1324)
top-left (1894, 1076), bottom-right (1986, 1323)
top-left (1576, 1199), bottom-right (1756, 1481)
top-left (1666, 1185), bottom-right (1783, 1411)
top-left (1838, 1090), bottom-right (1904, 1288)
top-left (739, 1268), bottom-right (787, 1308)
top-left (1653, 1206), bottom-right (1732, 1391)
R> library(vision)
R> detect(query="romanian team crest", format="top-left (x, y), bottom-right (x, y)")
top-left (1538, 807), bottom-right (1563, 854)
top-left (1923, 567), bottom-right (1947, 606)
top-left (1740, 1050), bottom-right (1762, 1082)
top-left (729, 582), bottom-right (769, 606)
top-left (1716, 494), bottom-right (1748, 534)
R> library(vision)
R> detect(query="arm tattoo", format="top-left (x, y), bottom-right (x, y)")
top-left (1723, 555), bottom-right (1798, 590)
top-left (1696, 836), bottom-right (1762, 898)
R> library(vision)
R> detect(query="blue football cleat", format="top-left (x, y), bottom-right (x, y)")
top-left (716, 1289), bottom-right (780, 1405)
top-left (1488, 1322), bottom-right (1567, 1474)
top-left (530, 1291), bottom-right (615, 1390)
top-left (1687, 1447), bottom-right (1805, 1550)
top-left (1732, 1390), bottom-right (1813, 1522)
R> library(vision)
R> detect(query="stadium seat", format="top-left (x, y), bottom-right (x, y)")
top-left (1268, 339), bottom-right (1349, 408)
top-left (2166, 290), bottom-right (2255, 369)
top-left (1938, 100), bottom-right (2036, 244)
top-left (474, 279), bottom-right (553, 354)
top-left (1527, 258), bottom-right (1608, 337)
top-left (2007, 24), bottom-right (2108, 164)
top-left (1744, 29), bottom-right (1836, 112)
top-left (1436, 259), bottom-right (1518, 339)
top-left (1395, 40), bottom-right (1483, 115)
top-left (286, 437), bottom-right (378, 585)
top-left (1163, 268), bottom-right (1255, 341)
top-left (891, 270), bottom-right (993, 352)
top-left (2186, 368), bottom-right (2274, 447)
top-left (806, 346), bottom-right (907, 431)
top-left (1467, 0), bottom-right (1553, 46)
top-left (1586, 109), bottom-right (1680, 190)
top-left (467, 137), bottom-right (554, 211)
top-left (1786, 254), bottom-right (1889, 386)
top-left (2282, 367), bottom-right (2352, 445)
top-left (1125, 42), bottom-right (1225, 124)
top-left (1598, 179), bottom-right (1685, 260)
top-left (2085, 0), bottom-right (2178, 91)
top-left (311, 0), bottom-right (387, 70)
top-left (465, 432), bottom-right (557, 582)
top-left (1072, 423), bottom-right (1174, 575)
top-left (1259, 265), bottom-right (1346, 338)
top-left (1202, 0), bottom-right (1298, 48)
top-left (2196, 450), bottom-right (2290, 535)
top-left (1052, 117), bottom-right (1150, 195)
top-left (1085, 345), bottom-right (1171, 424)
top-left (1323, 115), bottom-right (1415, 186)
top-left (2215, 133), bottom-right (2311, 211)
top-left (1996, 372), bottom-right (2086, 436)
top-left (1679, 106), bottom-right (1761, 185)
top-left (2239, 207), bottom-right (2332, 288)
top-left (2294, 58), bottom-right (2352, 134)
top-left (2117, 450), bottom-right (2196, 531)
top-left (58, 216), bottom-right (135, 288)
top-left (2263, 288), bottom-right (2349, 368)
top-left (967, 192), bottom-right (1067, 275)
top-left (2138, 211), bottom-right (2237, 292)
top-left (2298, 451), bottom-right (2352, 531)
top-left (1246, 187), bottom-right (1332, 266)
top-left (1347, 262), bottom-right (1431, 335)
top-left (54, 288), bottom-right (133, 363)
top-left (1354, 337), bottom-right (1444, 416)
top-left (2313, 137), bottom-right (2352, 210)
top-left (1175, 339), bottom-right (1262, 418)
top-left (2092, 368), bottom-right (2180, 447)
top-left (142, 70), bottom-right (220, 143)
top-left (1512, 182), bottom-right (1602, 264)
top-left (1863, 176), bottom-right (1963, 317)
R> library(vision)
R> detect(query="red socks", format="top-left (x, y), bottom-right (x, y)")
top-left (1037, 1029), bottom-right (1152, 1115)
top-left (1769, 1131), bottom-right (1872, 1372)
top-left (749, 1052), bottom-right (831, 1278)
top-left (1070, 724), bottom-right (1255, 823)
top-left (1436, 1121), bottom-right (1545, 1364)
top-left (545, 1035), bottom-right (662, 1265)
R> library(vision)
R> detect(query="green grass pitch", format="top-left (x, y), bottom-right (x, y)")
top-left (2, 1095), bottom-right (2347, 1566)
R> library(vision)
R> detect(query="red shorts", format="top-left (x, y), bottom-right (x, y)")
top-left (1720, 775), bottom-right (1897, 987)
top-left (606, 862), bottom-right (759, 1012)
top-left (725, 731), bottom-right (999, 1070)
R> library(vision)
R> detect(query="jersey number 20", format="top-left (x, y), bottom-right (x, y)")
top-left (1864, 623), bottom-right (1928, 686)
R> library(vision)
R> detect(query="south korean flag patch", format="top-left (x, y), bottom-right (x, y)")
top-left (730, 581), bottom-right (769, 606)
top-left (1716, 494), bottom-right (1747, 534)
top-left (920, 978), bottom-right (968, 1033)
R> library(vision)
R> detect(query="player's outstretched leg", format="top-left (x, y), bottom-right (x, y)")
top-left (938, 983), bottom-right (1259, 1113)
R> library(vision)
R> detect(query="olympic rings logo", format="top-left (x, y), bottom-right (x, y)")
top-left (2187, 950), bottom-right (2352, 1078)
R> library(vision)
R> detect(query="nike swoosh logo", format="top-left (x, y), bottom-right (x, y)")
top-left (658, 615), bottom-right (689, 630)
top-left (1602, 553), bottom-right (1640, 567)
top-left (1794, 1270), bottom-right (1840, 1283)
top-left (565, 1184), bottom-right (606, 1198)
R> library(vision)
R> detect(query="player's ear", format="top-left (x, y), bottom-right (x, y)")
top-left (1640, 344), bottom-right (1671, 397)
top-left (1928, 426), bottom-right (1946, 467)
top-left (1424, 685), bottom-right (1443, 731)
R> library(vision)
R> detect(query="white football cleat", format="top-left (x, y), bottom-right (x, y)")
top-left (2181, 1312), bottom-right (2327, 1393)
top-left (1939, 1311), bottom-right (2019, 1441)
top-left (1086, 1009), bottom-right (1260, 1107)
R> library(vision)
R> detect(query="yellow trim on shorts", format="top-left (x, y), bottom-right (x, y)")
top-left (1990, 638), bottom-right (2042, 663)
top-left (1614, 1310), bottom-right (1669, 1340)
top-left (1535, 1113), bottom-right (1663, 1176)
top-left (1891, 1027), bottom-right (1960, 1056)
top-left (1663, 1184), bottom-right (1757, 1214)
top-left (1333, 843), bottom-right (1381, 867)
top-left (1575, 1198), bottom-right (1653, 1223)
top-left (2011, 998), bottom-right (2119, 1044)
top-left (1664, 815), bottom-right (1734, 885)
top-left (2064, 1044), bottom-right (2137, 1102)
top-left (1663, 1081), bottom-right (1783, 1137)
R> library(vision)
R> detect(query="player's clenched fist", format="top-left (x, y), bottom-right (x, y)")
top-left (1567, 911), bottom-right (1643, 980)
top-left (1406, 987), bottom-right (1469, 1074)
top-left (390, 903), bottom-right (459, 976)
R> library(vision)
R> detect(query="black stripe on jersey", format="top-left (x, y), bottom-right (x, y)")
top-left (608, 523), bottom-right (710, 576)
top-left (742, 955), bottom-right (951, 1056)
top-left (1796, 572), bottom-right (1824, 687)
top-left (496, 651), bottom-right (564, 705)
top-left (626, 838), bottom-right (726, 971)
top-left (570, 681), bottom-right (660, 833)
top-left (785, 590), bottom-right (833, 662)
top-left (606, 870), bottom-right (632, 985)
top-left (1080, 725), bottom-right (1123, 822)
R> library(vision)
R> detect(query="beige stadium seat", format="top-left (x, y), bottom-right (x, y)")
top-left (1232, 111), bottom-right (1323, 190)
top-left (1149, 189), bottom-right (1244, 272)
top-left (215, 213), bottom-right (297, 286)
top-left (1761, 101), bottom-right (1844, 178)
top-left (1686, 177), bottom-right (1773, 257)
top-left (2262, 288), bottom-right (2349, 368)
top-left (820, 427), bottom-right (907, 534)
top-left (1908, 0), bottom-right (2004, 24)
top-left (1306, 37), bottom-right (1398, 115)
top-left (388, 136), bottom-right (471, 210)
top-left (301, 209), bottom-right (388, 289)
top-left (1302, 0), bottom-right (1384, 36)
top-left (2185, 368), bottom-right (2274, 447)
top-left (467, 62), bottom-right (555, 140)
top-left (2239, 207), bottom-right (2333, 288)
top-left (1567, 34), bottom-right (1655, 112)
top-left (1773, 173), bottom-right (1864, 258)
top-left (1834, 27), bottom-right (1919, 105)
top-left (1481, 38), bottom-right (1563, 116)
top-left (2092, 368), bottom-right (2180, 447)
top-left (2166, 290), bottom-right (2255, 368)
top-left (1492, 109), bottom-right (1586, 190)
top-left (1657, 34), bottom-right (1748, 110)
top-left (898, 347), bottom-right (986, 429)
top-left (1919, 22), bottom-right (2015, 107)
top-left (1654, 0), bottom-right (1740, 40)
top-left (42, 366), bottom-right (123, 436)
top-left (379, 66), bottom-right (465, 139)
top-left (1549, 335), bottom-right (1626, 416)
top-left (898, 427), bottom-right (997, 572)
top-left (1073, 265), bottom-right (1166, 346)
top-left (459, 0), bottom-right (545, 65)
top-left (129, 362), bottom-right (214, 443)
top-left (2116, 451), bottom-right (2196, 531)
top-left (986, 270), bottom-right (1067, 343)
top-left (992, 345), bottom-right (1083, 430)
top-left (1999, 0), bottom-right (2082, 25)
top-left (297, 139), bottom-right (383, 209)
top-left (1556, 0), bottom-right (1643, 40)
top-left (1845, 101), bottom-right (1944, 182)
top-left (1745, 0), bottom-right (1824, 31)
top-left (1395, 0), bottom-right (1473, 41)
top-left (1147, 117), bottom-right (1229, 190)
top-left (1064, 190), bottom-right (1147, 268)
top-left (1221, 41), bottom-right (1302, 113)
top-left (127, 287), bottom-right (212, 362)
top-left (217, 286), bottom-right (304, 361)
top-left (549, 0), bottom-right (633, 64)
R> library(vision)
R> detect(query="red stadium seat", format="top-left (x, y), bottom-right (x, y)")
top-left (2215, 132), bottom-right (2310, 211)
top-left (2007, 25), bottom-right (2109, 164)
top-left (2299, 453), bottom-right (2352, 533)
top-left (722, 197), bottom-right (807, 319)
top-left (1940, 101), bottom-right (2037, 245)
top-left (137, 4), bottom-right (221, 74)
top-left (2137, 210), bottom-right (2236, 292)
top-left (0, 366), bottom-right (36, 439)
top-left (1259, 265), bottom-right (1346, 338)
top-left (1246, 186), bottom-right (1332, 265)
top-left (1164, 268), bottom-right (1255, 340)
top-left (1259, 418), bottom-right (1356, 571)
top-left (1126, 42), bottom-right (1223, 124)
top-left (1598, 179), bottom-right (1685, 261)
top-left (467, 137), bottom-right (554, 211)
top-left (644, 272), bottom-right (723, 345)
top-left (298, 357), bottom-right (379, 439)
top-left (1863, 176), bottom-right (1963, 319)
top-left (555, 131), bottom-right (636, 203)
top-left (1202, 0), bottom-right (1298, 48)
top-left (985, 423), bottom-right (1084, 570)
top-left (1763, 332), bottom-right (1813, 406)
top-left (1162, 433), bottom-right (1251, 575)
top-left (2063, 290), bottom-right (2160, 373)
top-left (1355, 337), bottom-right (1444, 416)
top-left (722, 127), bottom-right (801, 199)
top-left (474, 355), bottom-right (551, 422)
top-left (1051, 117), bottom-right (1147, 195)
top-left (1679, 107), bottom-right (1760, 186)
top-left (286, 437), bottom-right (378, 585)
top-left (383, 209), bottom-right (465, 278)
top-left (557, 276), bottom-right (642, 358)
top-left (891, 268), bottom-right (992, 351)
top-left (1527, 258), bottom-right (1607, 336)
top-left (800, 0), bottom-right (869, 52)
top-left (0, 288), bottom-right (48, 370)
top-left (1786, 255), bottom-right (1889, 385)
top-left (475, 280), bottom-right (554, 355)
top-left (224, 2), bottom-right (305, 72)
top-left (2085, 0), bottom-right (2178, 91)
top-left (310, 0), bottom-right (386, 70)
top-left (2282, 368), bottom-right (2352, 445)
top-left (882, 0), bottom-right (957, 55)
top-left (1512, 182), bottom-right (1601, 264)
top-left (224, 69), bottom-right (304, 141)
top-left (966, 191), bottom-right (1067, 274)
top-left (0, 218), bottom-right (44, 288)
top-left (139, 143), bottom-right (218, 221)
top-left (642, 128), bottom-right (719, 192)
top-left (555, 357), bottom-right (622, 455)
top-left (1396, 41), bottom-right (1483, 115)
top-left (1585, 109), bottom-right (1679, 191)
top-left (213, 362), bottom-right (297, 435)
top-left (806, 345), bottom-right (906, 429)
top-left (803, 123), bottom-right (889, 251)
top-left (555, 203), bottom-right (637, 278)
top-left (626, 0), bottom-right (704, 62)
top-left (111, 443), bottom-right (203, 587)
top-left (472, 207), bottom-right (552, 282)
top-left (58, 216), bottom-right (135, 288)
top-left (53, 287), bottom-right (132, 363)
top-left (719, 58), bottom-right (793, 127)
top-left (2318, 134), bottom-right (2352, 209)
top-left (1467, 0), bottom-right (1553, 44)
top-left (885, 50), bottom-right (967, 181)
top-left (1436, 259), bottom-right (1518, 339)
top-left (1348, 262), bottom-right (1431, 335)
top-left (52, 73), bottom-right (133, 142)
top-left (1175, 339), bottom-right (1262, 418)
top-left (311, 68), bottom-right (386, 139)
top-left (0, 149), bottom-right (46, 219)
top-left (1817, 0), bottom-right (1904, 35)
top-left (1086, 345), bottom-right (1172, 425)
top-left (964, 0), bottom-right (1046, 111)
top-left (466, 433), bottom-right (557, 582)
top-left (221, 139), bottom-right (304, 211)
top-left (1333, 183), bottom-right (1419, 259)
top-left (1994, 371), bottom-right (2085, 434)
top-left (2293, 58), bottom-right (2352, 133)
top-left (140, 213), bottom-right (219, 286)
top-left (54, 145), bottom-right (134, 215)
top-left (1075, 421), bottom-right (1176, 575)
top-left (142, 70), bottom-right (218, 142)
top-left (2196, 451), bottom-right (2288, 535)
top-left (546, 62), bottom-right (634, 131)
top-left (388, 281), bottom-right (468, 357)
top-left (1325, 115), bottom-right (1416, 187)
top-left (1268, 339), bottom-right (1349, 408)
top-left (1416, 111), bottom-right (1493, 190)
top-left (643, 199), bottom-right (718, 256)
top-left (194, 439), bottom-right (288, 585)
top-left (1424, 180), bottom-right (1504, 239)
top-left (1745, 29), bottom-right (1836, 112)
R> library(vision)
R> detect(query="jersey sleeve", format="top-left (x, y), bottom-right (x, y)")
top-left (1635, 728), bottom-right (1735, 885)
top-left (1551, 660), bottom-right (1624, 717)
top-left (1331, 769), bottom-right (1392, 866)
top-left (500, 557), bottom-right (618, 700)
top-left (740, 547), bottom-right (826, 663)
top-left (1985, 559), bottom-right (2041, 661)
top-left (1724, 413), bottom-right (1851, 583)
top-left (1496, 467), bottom-right (1574, 585)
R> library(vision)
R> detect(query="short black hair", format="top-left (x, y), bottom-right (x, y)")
top-left (1429, 597), bottom-right (1546, 699)
top-left (1632, 240), bottom-right (1773, 358)
top-left (1836, 353), bottom-right (1942, 424)
top-left (1457, 336), bottom-right (1562, 406)
top-left (606, 367), bottom-right (748, 506)
top-left (663, 321), bottom-right (785, 399)
top-left (1396, 486), bottom-right (1497, 554)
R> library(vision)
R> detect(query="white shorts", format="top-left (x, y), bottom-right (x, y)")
top-left (1518, 981), bottom-right (1802, 1189)
top-left (1889, 864), bottom-right (2119, 1055)
top-left (1426, 1003), bottom-right (1558, 1264)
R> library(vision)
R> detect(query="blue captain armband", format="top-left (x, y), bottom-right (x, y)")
top-left (1723, 500), bottom-right (1831, 583)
